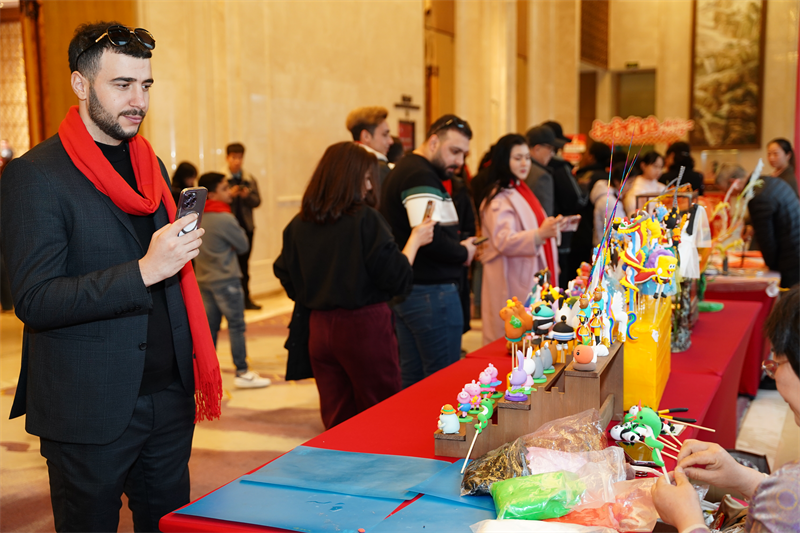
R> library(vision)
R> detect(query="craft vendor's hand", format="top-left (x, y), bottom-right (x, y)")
top-left (538, 215), bottom-right (562, 240)
top-left (653, 467), bottom-right (705, 531)
top-left (409, 217), bottom-right (435, 248)
top-left (139, 214), bottom-right (204, 287)
top-left (677, 439), bottom-right (762, 498)
top-left (461, 237), bottom-right (477, 266)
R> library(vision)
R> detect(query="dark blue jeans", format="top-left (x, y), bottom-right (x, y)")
top-left (393, 283), bottom-right (463, 388)
top-left (200, 279), bottom-right (248, 373)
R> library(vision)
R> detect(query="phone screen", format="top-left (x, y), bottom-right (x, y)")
top-left (423, 200), bottom-right (435, 221)
top-left (176, 187), bottom-right (208, 236)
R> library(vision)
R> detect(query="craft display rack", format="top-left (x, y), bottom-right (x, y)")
top-left (434, 342), bottom-right (624, 459)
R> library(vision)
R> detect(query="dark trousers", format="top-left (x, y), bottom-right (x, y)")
top-left (308, 302), bottom-right (401, 429)
top-left (237, 229), bottom-right (254, 302)
top-left (40, 380), bottom-right (195, 532)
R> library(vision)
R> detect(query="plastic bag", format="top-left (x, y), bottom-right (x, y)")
top-left (461, 438), bottom-right (528, 496)
top-left (519, 409), bottom-right (608, 453)
top-left (470, 518), bottom-right (617, 533)
top-left (491, 471), bottom-right (586, 520)
top-left (526, 447), bottom-right (628, 509)
top-left (612, 478), bottom-right (659, 532)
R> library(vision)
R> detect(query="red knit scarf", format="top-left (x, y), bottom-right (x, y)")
top-left (58, 106), bottom-right (222, 422)
top-left (204, 199), bottom-right (232, 213)
top-left (513, 179), bottom-right (557, 279)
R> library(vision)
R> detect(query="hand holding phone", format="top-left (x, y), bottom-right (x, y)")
top-left (473, 235), bottom-right (489, 245)
top-left (559, 214), bottom-right (581, 233)
top-left (176, 187), bottom-right (208, 236)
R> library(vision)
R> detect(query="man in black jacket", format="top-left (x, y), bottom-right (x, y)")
top-left (1, 22), bottom-right (202, 531)
top-left (381, 115), bottom-right (477, 388)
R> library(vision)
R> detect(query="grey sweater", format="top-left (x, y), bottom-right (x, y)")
top-left (195, 211), bottom-right (250, 285)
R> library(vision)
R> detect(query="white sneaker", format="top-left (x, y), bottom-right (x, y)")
top-left (234, 371), bottom-right (271, 389)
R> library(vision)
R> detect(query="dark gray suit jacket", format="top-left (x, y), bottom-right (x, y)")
top-left (0, 134), bottom-right (195, 445)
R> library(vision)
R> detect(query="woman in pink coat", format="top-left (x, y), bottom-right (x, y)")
top-left (480, 134), bottom-right (561, 345)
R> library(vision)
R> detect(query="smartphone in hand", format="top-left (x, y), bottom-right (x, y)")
top-left (559, 214), bottom-right (581, 233)
top-left (423, 200), bottom-right (435, 221)
top-left (473, 235), bottom-right (489, 245)
top-left (176, 187), bottom-right (208, 236)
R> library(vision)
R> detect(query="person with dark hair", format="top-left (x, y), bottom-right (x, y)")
top-left (480, 134), bottom-right (561, 345)
top-left (380, 114), bottom-right (478, 387)
top-left (196, 172), bottom-right (270, 389)
top-left (1, 22), bottom-right (222, 531)
top-left (222, 142), bottom-right (262, 309)
top-left (346, 106), bottom-right (393, 187)
top-left (623, 151), bottom-right (666, 217)
top-left (767, 138), bottom-right (798, 197)
top-left (542, 121), bottom-right (587, 287)
top-left (654, 285), bottom-right (800, 533)
top-left (171, 161), bottom-right (197, 205)
top-left (387, 135), bottom-right (405, 165)
top-left (660, 141), bottom-right (704, 194)
top-left (568, 142), bottom-right (612, 282)
top-left (274, 142), bottom-right (434, 428)
top-left (718, 165), bottom-right (800, 289)
top-left (524, 125), bottom-right (562, 216)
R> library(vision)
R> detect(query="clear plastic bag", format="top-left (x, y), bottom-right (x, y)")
top-left (471, 518), bottom-right (617, 533)
top-left (490, 471), bottom-right (586, 520)
top-left (519, 408), bottom-right (608, 453)
top-left (461, 438), bottom-right (528, 496)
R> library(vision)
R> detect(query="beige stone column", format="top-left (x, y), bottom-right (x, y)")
top-left (526, 0), bottom-right (580, 134)
top-left (455, 0), bottom-right (517, 170)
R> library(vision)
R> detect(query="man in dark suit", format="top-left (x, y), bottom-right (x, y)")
top-left (0, 22), bottom-right (216, 531)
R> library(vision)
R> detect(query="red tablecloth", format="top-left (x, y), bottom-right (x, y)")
top-left (160, 302), bottom-right (761, 532)
top-left (704, 286), bottom-right (775, 397)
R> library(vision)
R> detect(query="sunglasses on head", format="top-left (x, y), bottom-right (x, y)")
top-left (429, 117), bottom-right (468, 137)
top-left (75, 25), bottom-right (156, 69)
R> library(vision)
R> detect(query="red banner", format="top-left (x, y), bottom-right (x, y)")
top-left (589, 116), bottom-right (694, 145)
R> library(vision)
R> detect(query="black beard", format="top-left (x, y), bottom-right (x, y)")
top-left (88, 86), bottom-right (144, 141)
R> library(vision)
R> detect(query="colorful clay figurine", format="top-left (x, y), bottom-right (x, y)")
top-left (511, 297), bottom-right (534, 333)
top-left (520, 348), bottom-right (535, 393)
top-left (540, 341), bottom-right (555, 373)
top-left (572, 345), bottom-right (596, 372)
top-left (464, 380), bottom-right (482, 413)
top-left (437, 404), bottom-right (460, 434)
top-left (530, 302), bottom-right (555, 339)
top-left (478, 371), bottom-right (493, 399)
top-left (532, 350), bottom-right (547, 383)
top-left (628, 406), bottom-right (667, 467)
top-left (483, 363), bottom-right (504, 399)
top-left (589, 307), bottom-right (605, 346)
top-left (504, 366), bottom-right (528, 402)
top-left (456, 390), bottom-right (473, 422)
top-left (576, 314), bottom-right (592, 346)
top-left (552, 314), bottom-right (575, 363)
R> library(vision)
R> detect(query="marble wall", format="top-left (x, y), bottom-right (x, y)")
top-left (138, 0), bottom-right (425, 296)
top-left (608, 0), bottom-right (798, 172)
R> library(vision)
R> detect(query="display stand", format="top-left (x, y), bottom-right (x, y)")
top-left (434, 342), bottom-right (624, 459)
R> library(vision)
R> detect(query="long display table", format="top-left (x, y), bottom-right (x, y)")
top-left (160, 301), bottom-right (761, 532)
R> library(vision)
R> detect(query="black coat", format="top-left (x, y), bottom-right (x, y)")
top-left (748, 176), bottom-right (800, 288)
top-left (0, 135), bottom-right (195, 444)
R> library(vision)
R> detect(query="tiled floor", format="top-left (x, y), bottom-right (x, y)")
top-left (0, 293), bottom-right (797, 531)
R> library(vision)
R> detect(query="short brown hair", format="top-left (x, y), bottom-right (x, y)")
top-left (301, 142), bottom-right (379, 224)
top-left (346, 107), bottom-right (388, 141)
top-left (226, 143), bottom-right (245, 155)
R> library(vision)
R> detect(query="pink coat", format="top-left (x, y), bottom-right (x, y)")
top-left (480, 188), bottom-right (559, 345)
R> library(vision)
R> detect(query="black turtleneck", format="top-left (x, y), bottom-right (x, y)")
top-left (96, 141), bottom-right (178, 396)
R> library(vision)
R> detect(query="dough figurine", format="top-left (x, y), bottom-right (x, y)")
top-left (437, 404), bottom-right (461, 434)
top-left (572, 345), bottom-right (596, 372)
top-left (483, 363), bottom-right (503, 399)
top-left (530, 302), bottom-right (555, 338)
top-left (511, 297), bottom-right (534, 333)
top-left (540, 341), bottom-right (555, 373)
top-left (532, 349), bottom-right (547, 383)
top-left (456, 390), bottom-right (473, 422)
top-left (464, 380), bottom-right (481, 413)
top-left (576, 314), bottom-right (592, 346)
top-left (478, 371), bottom-right (494, 399)
top-left (520, 349), bottom-right (535, 393)
top-left (552, 314), bottom-right (575, 363)
top-left (504, 366), bottom-right (528, 402)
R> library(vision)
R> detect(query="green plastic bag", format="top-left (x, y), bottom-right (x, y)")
top-left (490, 471), bottom-right (585, 520)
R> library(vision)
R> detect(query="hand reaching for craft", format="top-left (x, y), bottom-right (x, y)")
top-left (537, 215), bottom-right (563, 241)
top-left (139, 214), bottom-right (204, 287)
top-left (652, 467), bottom-right (705, 531)
top-left (401, 218), bottom-right (436, 265)
top-left (676, 439), bottom-right (764, 498)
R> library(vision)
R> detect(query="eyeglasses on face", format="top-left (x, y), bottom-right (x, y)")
top-left (762, 353), bottom-right (788, 379)
top-left (75, 25), bottom-right (156, 70)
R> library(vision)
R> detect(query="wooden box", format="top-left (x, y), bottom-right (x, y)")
top-left (434, 342), bottom-right (624, 459)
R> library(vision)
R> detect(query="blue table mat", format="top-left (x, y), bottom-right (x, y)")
top-left (245, 446), bottom-right (450, 500)
top-left (370, 494), bottom-right (496, 532)
top-left (175, 478), bottom-right (400, 533)
top-left (406, 460), bottom-right (495, 511)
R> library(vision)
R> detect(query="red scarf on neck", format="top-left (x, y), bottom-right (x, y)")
top-left (58, 106), bottom-right (222, 422)
top-left (513, 180), bottom-right (557, 279)
top-left (204, 199), bottom-right (232, 213)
